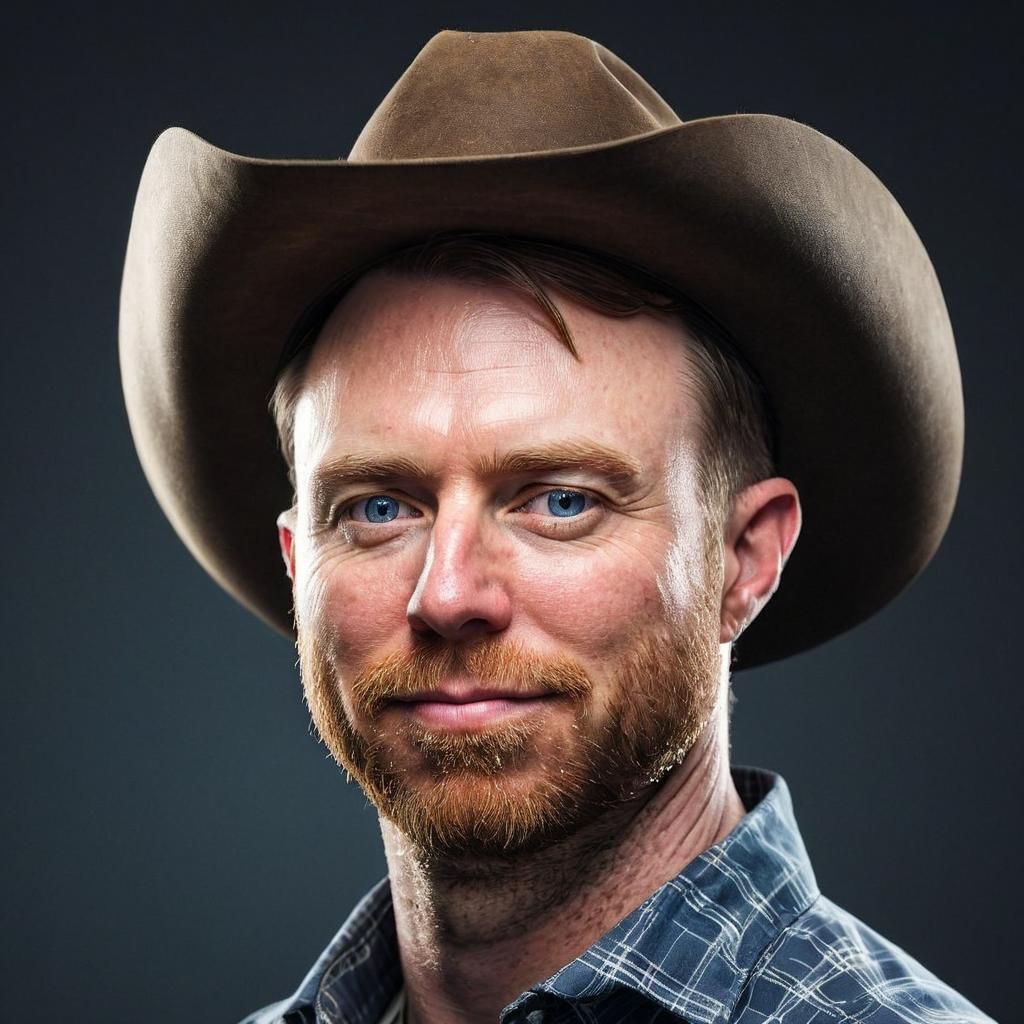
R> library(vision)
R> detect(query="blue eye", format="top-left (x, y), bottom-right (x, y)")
top-left (545, 489), bottom-right (589, 517)
top-left (365, 496), bottom-right (400, 522)
top-left (513, 488), bottom-right (593, 520)
top-left (349, 495), bottom-right (417, 524)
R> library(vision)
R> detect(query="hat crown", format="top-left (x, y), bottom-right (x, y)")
top-left (348, 30), bottom-right (681, 161)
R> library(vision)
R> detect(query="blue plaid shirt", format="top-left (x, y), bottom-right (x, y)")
top-left (241, 767), bottom-right (993, 1023)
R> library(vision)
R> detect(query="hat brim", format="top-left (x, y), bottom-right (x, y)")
top-left (119, 114), bottom-right (962, 667)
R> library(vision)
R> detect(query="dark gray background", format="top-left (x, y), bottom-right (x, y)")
top-left (3, 3), bottom-right (1020, 1022)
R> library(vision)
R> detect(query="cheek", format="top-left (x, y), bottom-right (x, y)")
top-left (335, 566), bottom-right (413, 661)
top-left (656, 532), bottom-right (714, 624)
top-left (515, 544), bottom-right (668, 657)
top-left (300, 546), bottom-right (417, 666)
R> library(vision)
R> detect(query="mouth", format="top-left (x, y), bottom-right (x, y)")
top-left (387, 686), bottom-right (562, 731)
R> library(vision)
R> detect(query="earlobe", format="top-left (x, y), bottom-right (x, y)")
top-left (277, 508), bottom-right (298, 583)
top-left (719, 479), bottom-right (801, 644)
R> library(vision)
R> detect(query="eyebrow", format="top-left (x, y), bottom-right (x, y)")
top-left (307, 439), bottom-right (644, 518)
top-left (477, 440), bottom-right (643, 495)
top-left (309, 453), bottom-right (433, 520)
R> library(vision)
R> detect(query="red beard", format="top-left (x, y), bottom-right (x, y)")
top-left (299, 594), bottom-right (720, 858)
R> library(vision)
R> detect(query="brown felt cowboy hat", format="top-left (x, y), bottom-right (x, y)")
top-left (119, 29), bottom-right (963, 667)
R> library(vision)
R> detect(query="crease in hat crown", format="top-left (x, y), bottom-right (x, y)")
top-left (348, 30), bottom-right (682, 162)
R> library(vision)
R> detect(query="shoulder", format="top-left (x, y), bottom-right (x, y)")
top-left (734, 895), bottom-right (994, 1023)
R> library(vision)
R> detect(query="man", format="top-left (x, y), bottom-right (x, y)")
top-left (120, 30), bottom-right (992, 1024)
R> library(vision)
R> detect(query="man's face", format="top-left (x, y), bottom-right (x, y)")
top-left (286, 272), bottom-right (726, 857)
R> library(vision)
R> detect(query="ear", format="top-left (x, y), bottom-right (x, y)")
top-left (719, 478), bottom-right (801, 644)
top-left (277, 507), bottom-right (298, 583)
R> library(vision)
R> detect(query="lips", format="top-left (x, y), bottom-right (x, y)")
top-left (387, 685), bottom-right (560, 731)
top-left (392, 685), bottom-right (552, 704)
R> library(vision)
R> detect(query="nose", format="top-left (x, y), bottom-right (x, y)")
top-left (406, 506), bottom-right (513, 642)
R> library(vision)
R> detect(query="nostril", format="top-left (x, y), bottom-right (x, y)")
top-left (453, 617), bottom-right (495, 641)
top-left (407, 611), bottom-right (499, 643)
top-left (407, 612), bottom-right (441, 639)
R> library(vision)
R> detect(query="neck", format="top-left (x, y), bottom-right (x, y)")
top-left (381, 689), bottom-right (745, 1024)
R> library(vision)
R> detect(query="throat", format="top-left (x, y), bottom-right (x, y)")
top-left (386, 790), bottom-right (646, 946)
top-left (381, 792), bottom-right (655, 1024)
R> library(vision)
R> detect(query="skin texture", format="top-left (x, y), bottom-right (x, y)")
top-left (277, 271), bottom-right (801, 1023)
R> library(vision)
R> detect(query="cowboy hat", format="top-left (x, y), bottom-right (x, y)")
top-left (119, 29), bottom-right (963, 666)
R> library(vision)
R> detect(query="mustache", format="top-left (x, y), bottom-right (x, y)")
top-left (350, 637), bottom-right (593, 716)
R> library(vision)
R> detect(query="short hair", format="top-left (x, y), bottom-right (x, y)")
top-left (269, 234), bottom-right (777, 524)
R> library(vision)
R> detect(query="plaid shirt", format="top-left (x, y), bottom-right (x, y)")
top-left (241, 767), bottom-right (993, 1023)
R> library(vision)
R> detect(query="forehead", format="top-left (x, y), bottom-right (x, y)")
top-left (293, 270), bottom-right (702, 478)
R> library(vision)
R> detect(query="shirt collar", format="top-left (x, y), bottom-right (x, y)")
top-left (274, 877), bottom-right (399, 1024)
top-left (282, 767), bottom-right (819, 1024)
